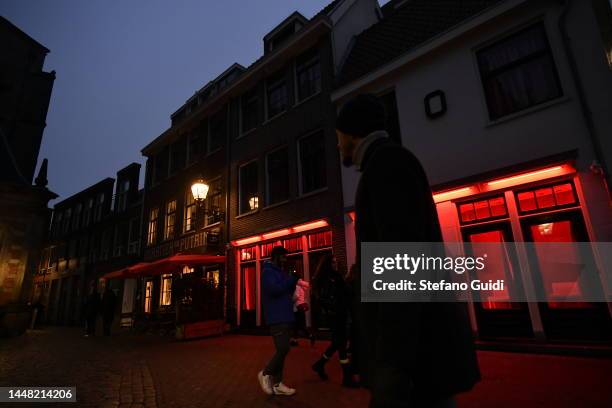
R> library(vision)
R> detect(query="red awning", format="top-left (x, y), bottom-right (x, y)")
top-left (102, 255), bottom-right (225, 279)
top-left (101, 262), bottom-right (150, 280)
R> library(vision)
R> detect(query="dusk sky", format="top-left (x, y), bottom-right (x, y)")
top-left (1, 0), bottom-right (372, 201)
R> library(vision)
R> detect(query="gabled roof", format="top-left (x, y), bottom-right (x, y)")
top-left (263, 11), bottom-right (308, 43)
top-left (0, 16), bottom-right (49, 53)
top-left (313, 0), bottom-right (344, 19)
top-left (337, 0), bottom-right (503, 86)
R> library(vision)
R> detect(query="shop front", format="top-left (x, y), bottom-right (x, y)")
top-left (104, 253), bottom-right (226, 339)
top-left (232, 219), bottom-right (333, 330)
top-left (344, 158), bottom-right (612, 343)
top-left (432, 161), bottom-right (612, 342)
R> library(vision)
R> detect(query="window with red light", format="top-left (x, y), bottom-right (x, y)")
top-left (241, 264), bottom-right (256, 311)
top-left (260, 242), bottom-right (278, 258)
top-left (308, 231), bottom-right (332, 249)
top-left (530, 220), bottom-right (590, 308)
top-left (467, 230), bottom-right (518, 310)
top-left (240, 246), bottom-right (256, 262)
top-left (458, 196), bottom-right (507, 224)
top-left (516, 182), bottom-right (576, 213)
top-left (283, 237), bottom-right (303, 253)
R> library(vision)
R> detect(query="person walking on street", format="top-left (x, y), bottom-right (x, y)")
top-left (257, 246), bottom-right (298, 397)
top-left (311, 255), bottom-right (358, 388)
top-left (84, 282), bottom-right (100, 337)
top-left (102, 285), bottom-right (117, 336)
top-left (290, 271), bottom-right (314, 346)
top-left (336, 94), bottom-right (480, 407)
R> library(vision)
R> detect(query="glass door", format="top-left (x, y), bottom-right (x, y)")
top-left (522, 210), bottom-right (612, 341)
top-left (463, 222), bottom-right (533, 339)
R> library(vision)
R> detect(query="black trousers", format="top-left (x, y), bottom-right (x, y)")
top-left (263, 323), bottom-right (291, 384)
top-left (324, 315), bottom-right (348, 361)
top-left (85, 315), bottom-right (96, 335)
top-left (103, 316), bottom-right (113, 336)
top-left (293, 310), bottom-right (309, 338)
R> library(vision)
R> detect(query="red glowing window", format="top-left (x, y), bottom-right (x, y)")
top-left (517, 191), bottom-right (537, 212)
top-left (488, 197), bottom-right (507, 217)
top-left (517, 182), bottom-right (577, 213)
top-left (260, 242), bottom-right (281, 258)
top-left (241, 264), bottom-right (256, 311)
top-left (530, 220), bottom-right (591, 308)
top-left (535, 187), bottom-right (555, 208)
top-left (240, 246), bottom-right (256, 262)
top-left (474, 200), bottom-right (491, 219)
top-left (459, 203), bottom-right (476, 223)
top-left (283, 237), bottom-right (303, 253)
top-left (553, 183), bottom-right (575, 205)
top-left (467, 229), bottom-right (518, 310)
top-left (458, 196), bottom-right (507, 224)
top-left (308, 231), bottom-right (332, 249)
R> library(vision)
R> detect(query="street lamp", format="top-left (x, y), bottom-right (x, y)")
top-left (190, 176), bottom-right (223, 231)
top-left (191, 177), bottom-right (209, 203)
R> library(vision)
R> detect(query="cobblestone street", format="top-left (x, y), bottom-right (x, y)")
top-left (1, 327), bottom-right (611, 408)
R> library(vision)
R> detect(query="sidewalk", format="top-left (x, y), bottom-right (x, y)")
top-left (1, 327), bottom-right (611, 407)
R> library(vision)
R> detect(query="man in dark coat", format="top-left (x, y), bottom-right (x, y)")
top-left (102, 286), bottom-right (117, 336)
top-left (336, 94), bottom-right (480, 407)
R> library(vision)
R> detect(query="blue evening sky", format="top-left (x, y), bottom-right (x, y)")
top-left (2, 1), bottom-right (380, 201)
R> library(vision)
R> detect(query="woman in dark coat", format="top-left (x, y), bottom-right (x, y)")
top-left (311, 254), bottom-right (358, 387)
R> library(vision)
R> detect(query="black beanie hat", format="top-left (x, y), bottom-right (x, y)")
top-left (336, 94), bottom-right (386, 138)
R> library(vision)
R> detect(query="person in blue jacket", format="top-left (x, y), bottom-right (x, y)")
top-left (257, 246), bottom-right (298, 397)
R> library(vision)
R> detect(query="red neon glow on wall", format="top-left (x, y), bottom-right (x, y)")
top-left (293, 220), bottom-right (329, 233)
top-left (433, 186), bottom-right (475, 203)
top-left (232, 219), bottom-right (329, 246)
top-left (485, 165), bottom-right (568, 189)
top-left (234, 236), bottom-right (262, 246)
top-left (262, 229), bottom-right (291, 240)
top-left (432, 164), bottom-right (575, 203)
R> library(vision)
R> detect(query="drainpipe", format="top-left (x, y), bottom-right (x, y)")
top-left (558, 0), bottom-right (611, 197)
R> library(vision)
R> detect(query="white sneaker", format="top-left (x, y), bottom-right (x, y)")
top-left (273, 382), bottom-right (296, 396)
top-left (257, 371), bottom-right (273, 395)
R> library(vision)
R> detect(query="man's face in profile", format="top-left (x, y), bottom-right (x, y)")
top-left (336, 129), bottom-right (357, 167)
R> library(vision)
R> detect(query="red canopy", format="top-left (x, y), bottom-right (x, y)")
top-left (102, 255), bottom-right (225, 279)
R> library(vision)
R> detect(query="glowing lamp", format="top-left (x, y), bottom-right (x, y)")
top-left (191, 178), bottom-right (209, 202)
